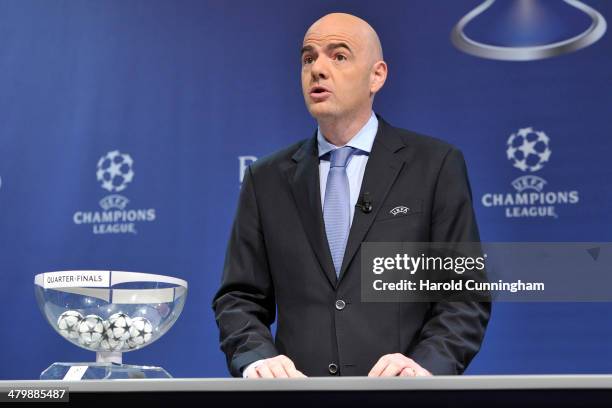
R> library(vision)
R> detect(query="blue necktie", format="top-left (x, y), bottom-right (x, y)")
top-left (323, 146), bottom-right (355, 277)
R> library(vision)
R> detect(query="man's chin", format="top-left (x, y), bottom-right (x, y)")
top-left (307, 103), bottom-right (338, 120)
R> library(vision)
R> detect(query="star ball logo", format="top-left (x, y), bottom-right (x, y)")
top-left (506, 127), bottom-right (551, 173)
top-left (73, 150), bottom-right (156, 234)
top-left (481, 127), bottom-right (579, 218)
top-left (96, 150), bottom-right (134, 193)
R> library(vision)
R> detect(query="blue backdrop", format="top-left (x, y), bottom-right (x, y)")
top-left (1, 0), bottom-right (611, 379)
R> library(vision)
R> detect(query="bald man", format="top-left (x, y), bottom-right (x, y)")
top-left (213, 13), bottom-right (490, 378)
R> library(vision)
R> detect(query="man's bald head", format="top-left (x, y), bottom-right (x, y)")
top-left (301, 13), bottom-right (388, 130)
top-left (304, 13), bottom-right (383, 64)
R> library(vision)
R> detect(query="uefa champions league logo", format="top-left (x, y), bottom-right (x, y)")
top-left (481, 127), bottom-right (579, 218)
top-left (506, 127), bottom-right (551, 173)
top-left (72, 150), bottom-right (156, 234)
top-left (96, 150), bottom-right (134, 193)
top-left (506, 127), bottom-right (551, 194)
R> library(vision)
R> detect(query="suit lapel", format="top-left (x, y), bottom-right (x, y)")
top-left (338, 118), bottom-right (406, 282)
top-left (287, 137), bottom-right (338, 288)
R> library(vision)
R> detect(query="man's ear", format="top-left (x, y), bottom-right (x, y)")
top-left (370, 61), bottom-right (388, 95)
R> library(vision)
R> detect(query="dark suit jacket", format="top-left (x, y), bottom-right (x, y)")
top-left (212, 115), bottom-right (491, 377)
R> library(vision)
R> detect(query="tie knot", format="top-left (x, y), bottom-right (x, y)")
top-left (330, 146), bottom-right (356, 168)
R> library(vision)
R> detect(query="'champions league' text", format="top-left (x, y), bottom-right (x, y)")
top-left (73, 208), bottom-right (156, 234)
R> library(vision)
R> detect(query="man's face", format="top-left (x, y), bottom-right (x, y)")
top-left (301, 20), bottom-right (374, 120)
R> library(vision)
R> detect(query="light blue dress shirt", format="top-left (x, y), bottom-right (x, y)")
top-left (318, 112), bottom-right (378, 225)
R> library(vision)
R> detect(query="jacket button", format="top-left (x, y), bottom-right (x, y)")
top-left (335, 300), bottom-right (346, 310)
top-left (328, 363), bottom-right (338, 375)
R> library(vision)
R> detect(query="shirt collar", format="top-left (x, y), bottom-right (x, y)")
top-left (317, 112), bottom-right (378, 158)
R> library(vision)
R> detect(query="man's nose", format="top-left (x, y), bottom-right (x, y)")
top-left (310, 56), bottom-right (329, 80)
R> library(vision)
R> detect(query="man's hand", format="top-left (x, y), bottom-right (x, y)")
top-left (245, 355), bottom-right (307, 378)
top-left (368, 353), bottom-right (432, 377)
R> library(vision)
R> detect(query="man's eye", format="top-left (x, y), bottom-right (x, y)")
top-left (335, 54), bottom-right (347, 61)
top-left (303, 56), bottom-right (314, 64)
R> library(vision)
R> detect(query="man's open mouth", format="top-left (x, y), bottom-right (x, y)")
top-left (310, 86), bottom-right (330, 94)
